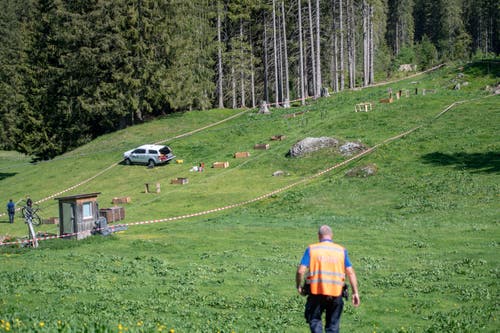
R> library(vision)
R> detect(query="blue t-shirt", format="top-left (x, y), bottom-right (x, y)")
top-left (7, 201), bottom-right (15, 213)
top-left (300, 240), bottom-right (352, 268)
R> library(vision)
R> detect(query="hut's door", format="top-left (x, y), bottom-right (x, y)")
top-left (62, 202), bottom-right (75, 234)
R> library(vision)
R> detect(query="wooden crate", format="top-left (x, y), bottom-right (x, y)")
top-left (270, 135), bottom-right (286, 141)
top-left (355, 102), bottom-right (373, 112)
top-left (234, 152), bottom-right (250, 158)
top-left (254, 143), bottom-right (270, 150)
top-left (99, 206), bottom-right (125, 223)
top-left (212, 161), bottom-right (229, 168)
top-left (253, 143), bottom-right (269, 150)
top-left (42, 217), bottom-right (59, 225)
top-left (283, 110), bottom-right (308, 119)
top-left (379, 97), bottom-right (394, 103)
top-left (171, 177), bottom-right (189, 185)
top-left (112, 196), bottom-right (131, 204)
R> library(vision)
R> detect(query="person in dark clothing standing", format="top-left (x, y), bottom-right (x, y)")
top-left (26, 196), bottom-right (33, 208)
top-left (296, 225), bottom-right (360, 333)
top-left (7, 199), bottom-right (15, 224)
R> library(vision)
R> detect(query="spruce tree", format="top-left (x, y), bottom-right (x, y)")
top-left (0, 0), bottom-right (31, 150)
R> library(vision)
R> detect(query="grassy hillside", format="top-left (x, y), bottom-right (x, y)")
top-left (0, 62), bottom-right (498, 332)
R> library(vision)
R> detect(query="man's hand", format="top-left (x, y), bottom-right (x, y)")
top-left (296, 264), bottom-right (307, 296)
top-left (346, 267), bottom-right (360, 307)
top-left (352, 293), bottom-right (360, 307)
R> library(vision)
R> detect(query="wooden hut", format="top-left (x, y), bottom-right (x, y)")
top-left (55, 192), bottom-right (101, 240)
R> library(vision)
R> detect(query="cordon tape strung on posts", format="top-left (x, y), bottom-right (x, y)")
top-left (0, 64), bottom-right (445, 216)
top-left (0, 94), bottom-right (313, 219)
top-left (2, 94), bottom-right (495, 247)
top-left (0, 109), bottom-right (254, 218)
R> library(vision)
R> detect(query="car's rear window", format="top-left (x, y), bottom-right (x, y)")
top-left (159, 147), bottom-right (171, 154)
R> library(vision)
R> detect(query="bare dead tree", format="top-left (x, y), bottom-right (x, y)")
top-left (231, 63), bottom-right (236, 108)
top-left (339, 0), bottom-right (345, 90)
top-left (330, 0), bottom-right (339, 92)
top-left (369, 3), bottom-right (374, 85)
top-left (282, 1), bottom-right (290, 106)
top-left (250, 42), bottom-right (256, 108)
top-left (278, 9), bottom-right (284, 103)
top-left (308, 0), bottom-right (317, 96)
top-left (263, 13), bottom-right (269, 103)
top-left (347, 0), bottom-right (356, 88)
top-left (240, 21), bottom-right (246, 108)
top-left (217, 1), bottom-right (224, 108)
top-left (363, 0), bottom-right (374, 86)
top-left (272, 0), bottom-right (280, 106)
top-left (298, 0), bottom-right (306, 104)
top-left (315, 0), bottom-right (322, 97)
top-left (363, 0), bottom-right (369, 86)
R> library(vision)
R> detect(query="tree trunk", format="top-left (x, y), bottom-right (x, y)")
top-left (369, 4), bottom-right (374, 85)
top-left (339, 0), bottom-right (345, 91)
top-left (250, 42), bottom-right (256, 108)
top-left (231, 64), bottom-right (236, 109)
top-left (308, 0), bottom-right (317, 96)
top-left (272, 0), bottom-right (280, 106)
top-left (347, 0), bottom-right (356, 88)
top-left (263, 13), bottom-right (269, 103)
top-left (278, 11), bottom-right (284, 103)
top-left (217, 1), bottom-right (224, 108)
top-left (298, 0), bottom-right (306, 105)
top-left (240, 21), bottom-right (246, 108)
top-left (282, 1), bottom-right (290, 106)
top-left (331, 0), bottom-right (339, 93)
top-left (395, 18), bottom-right (400, 55)
top-left (333, 30), bottom-right (339, 92)
top-left (315, 0), bottom-right (322, 97)
top-left (363, 0), bottom-right (368, 87)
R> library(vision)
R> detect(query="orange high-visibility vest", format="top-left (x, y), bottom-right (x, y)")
top-left (307, 242), bottom-right (346, 296)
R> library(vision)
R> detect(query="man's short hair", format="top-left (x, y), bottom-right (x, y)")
top-left (318, 225), bottom-right (333, 237)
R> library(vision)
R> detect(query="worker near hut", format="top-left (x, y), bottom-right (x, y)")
top-left (26, 196), bottom-right (33, 208)
top-left (296, 225), bottom-right (360, 333)
top-left (7, 199), bottom-right (15, 224)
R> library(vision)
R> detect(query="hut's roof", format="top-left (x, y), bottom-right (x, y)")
top-left (54, 192), bottom-right (101, 201)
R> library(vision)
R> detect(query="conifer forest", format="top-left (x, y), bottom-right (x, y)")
top-left (0, 0), bottom-right (498, 160)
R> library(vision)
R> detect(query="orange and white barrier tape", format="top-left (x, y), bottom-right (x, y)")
top-left (0, 66), bottom-right (445, 219)
top-left (0, 95), bottom-right (493, 246)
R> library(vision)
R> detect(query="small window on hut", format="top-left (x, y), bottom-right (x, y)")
top-left (82, 202), bottom-right (93, 219)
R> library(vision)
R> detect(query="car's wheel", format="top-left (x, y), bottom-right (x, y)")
top-left (124, 158), bottom-right (131, 165)
top-left (147, 159), bottom-right (155, 168)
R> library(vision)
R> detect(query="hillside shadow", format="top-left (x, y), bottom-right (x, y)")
top-left (421, 151), bottom-right (500, 173)
top-left (463, 60), bottom-right (500, 78)
top-left (0, 172), bottom-right (17, 181)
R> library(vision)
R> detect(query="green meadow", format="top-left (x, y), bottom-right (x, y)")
top-left (0, 63), bottom-right (498, 332)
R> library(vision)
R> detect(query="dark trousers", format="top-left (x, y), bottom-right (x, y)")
top-left (305, 294), bottom-right (344, 333)
top-left (8, 212), bottom-right (14, 224)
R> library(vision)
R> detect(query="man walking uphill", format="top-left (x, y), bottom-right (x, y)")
top-left (296, 225), bottom-right (360, 333)
top-left (7, 199), bottom-right (15, 224)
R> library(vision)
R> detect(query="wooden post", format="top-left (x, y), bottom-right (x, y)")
top-left (145, 183), bottom-right (161, 193)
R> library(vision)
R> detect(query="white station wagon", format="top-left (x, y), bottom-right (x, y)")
top-left (123, 144), bottom-right (175, 167)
